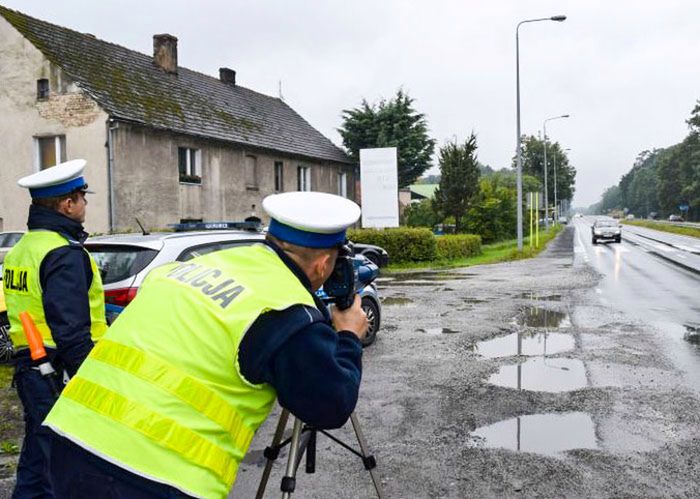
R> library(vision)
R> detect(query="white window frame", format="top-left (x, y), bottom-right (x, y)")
top-left (178, 147), bottom-right (201, 183)
top-left (274, 161), bottom-right (284, 192)
top-left (34, 135), bottom-right (66, 171)
top-left (337, 172), bottom-right (348, 198)
top-left (297, 165), bottom-right (311, 192)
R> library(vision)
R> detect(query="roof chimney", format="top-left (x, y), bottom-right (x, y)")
top-left (153, 34), bottom-right (178, 74)
top-left (219, 67), bottom-right (236, 86)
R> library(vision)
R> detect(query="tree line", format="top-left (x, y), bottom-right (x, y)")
top-left (338, 89), bottom-right (576, 243)
top-left (589, 102), bottom-right (700, 221)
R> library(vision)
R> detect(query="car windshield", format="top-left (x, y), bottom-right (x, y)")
top-left (87, 245), bottom-right (159, 284)
top-left (596, 220), bottom-right (618, 227)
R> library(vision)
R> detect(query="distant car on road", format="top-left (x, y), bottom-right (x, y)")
top-left (591, 219), bottom-right (622, 244)
top-left (668, 214), bottom-right (684, 222)
top-left (86, 224), bottom-right (382, 346)
top-left (558, 216), bottom-right (568, 224)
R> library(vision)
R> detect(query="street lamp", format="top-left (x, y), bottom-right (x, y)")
top-left (515, 15), bottom-right (567, 250)
top-left (542, 114), bottom-right (569, 228)
top-left (553, 147), bottom-right (571, 221)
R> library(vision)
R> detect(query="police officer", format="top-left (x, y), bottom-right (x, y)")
top-left (44, 191), bottom-right (368, 498)
top-left (2, 159), bottom-right (107, 497)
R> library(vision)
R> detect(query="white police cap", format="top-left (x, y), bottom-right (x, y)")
top-left (263, 192), bottom-right (361, 248)
top-left (18, 159), bottom-right (93, 199)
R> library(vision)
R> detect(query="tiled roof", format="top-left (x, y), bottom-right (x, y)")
top-left (0, 6), bottom-right (351, 164)
top-left (410, 183), bottom-right (439, 199)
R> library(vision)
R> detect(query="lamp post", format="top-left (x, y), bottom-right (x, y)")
top-left (542, 114), bottom-right (569, 228)
top-left (553, 147), bottom-right (571, 221)
top-left (516, 15), bottom-right (567, 250)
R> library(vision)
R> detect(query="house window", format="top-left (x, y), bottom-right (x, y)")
top-left (35, 136), bottom-right (66, 170)
top-left (37, 79), bottom-right (50, 99)
top-left (274, 161), bottom-right (284, 192)
top-left (178, 147), bottom-right (201, 184)
top-left (337, 172), bottom-right (348, 198)
top-left (297, 166), bottom-right (311, 191)
top-left (245, 155), bottom-right (258, 189)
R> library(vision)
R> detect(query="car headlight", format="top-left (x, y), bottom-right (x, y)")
top-left (594, 229), bottom-right (602, 235)
top-left (614, 229), bottom-right (621, 234)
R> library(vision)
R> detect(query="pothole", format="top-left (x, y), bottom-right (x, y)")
top-left (470, 412), bottom-right (597, 456)
top-left (472, 331), bottom-right (575, 358)
top-left (382, 297), bottom-right (414, 306)
top-left (516, 293), bottom-right (562, 302)
top-left (416, 327), bottom-right (461, 335)
top-left (488, 357), bottom-right (588, 392)
top-left (519, 307), bottom-right (571, 328)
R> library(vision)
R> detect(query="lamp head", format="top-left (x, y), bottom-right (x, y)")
top-left (551, 15), bottom-right (567, 22)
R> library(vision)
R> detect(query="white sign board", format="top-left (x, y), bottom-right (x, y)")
top-left (360, 147), bottom-right (399, 228)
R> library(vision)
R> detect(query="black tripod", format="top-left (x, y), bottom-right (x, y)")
top-left (255, 408), bottom-right (383, 498)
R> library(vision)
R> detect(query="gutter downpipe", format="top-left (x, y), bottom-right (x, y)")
top-left (106, 118), bottom-right (118, 233)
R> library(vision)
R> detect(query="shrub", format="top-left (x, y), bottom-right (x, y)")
top-left (348, 227), bottom-right (436, 262)
top-left (435, 234), bottom-right (482, 260)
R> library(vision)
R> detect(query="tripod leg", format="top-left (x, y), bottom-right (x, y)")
top-left (281, 418), bottom-right (304, 499)
top-left (350, 413), bottom-right (384, 499)
top-left (256, 409), bottom-right (291, 499)
top-left (305, 429), bottom-right (317, 474)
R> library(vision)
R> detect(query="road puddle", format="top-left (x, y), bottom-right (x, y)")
top-left (519, 307), bottom-right (571, 328)
top-left (471, 412), bottom-right (597, 456)
top-left (516, 293), bottom-right (562, 301)
top-left (463, 297), bottom-right (487, 304)
top-left (382, 272), bottom-right (474, 285)
top-left (417, 327), bottom-right (461, 335)
top-left (488, 358), bottom-right (588, 392)
top-left (683, 323), bottom-right (700, 347)
top-left (382, 297), bottom-right (414, 306)
top-left (473, 331), bottom-right (575, 358)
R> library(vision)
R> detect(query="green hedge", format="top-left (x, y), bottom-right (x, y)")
top-left (348, 228), bottom-right (482, 263)
top-left (348, 228), bottom-right (436, 262)
top-left (436, 234), bottom-right (482, 259)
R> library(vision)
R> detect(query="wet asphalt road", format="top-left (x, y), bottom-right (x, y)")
top-left (234, 227), bottom-right (700, 498)
top-left (575, 217), bottom-right (700, 393)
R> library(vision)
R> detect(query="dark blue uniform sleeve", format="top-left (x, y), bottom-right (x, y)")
top-left (40, 245), bottom-right (94, 375)
top-left (239, 305), bottom-right (363, 429)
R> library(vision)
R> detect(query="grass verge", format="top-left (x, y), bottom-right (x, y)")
top-left (386, 225), bottom-right (563, 271)
top-left (622, 220), bottom-right (700, 239)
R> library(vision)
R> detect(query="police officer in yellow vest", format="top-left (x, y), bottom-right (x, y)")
top-left (44, 191), bottom-right (368, 498)
top-left (2, 159), bottom-right (107, 497)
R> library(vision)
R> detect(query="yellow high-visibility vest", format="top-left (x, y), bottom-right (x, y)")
top-left (45, 243), bottom-right (317, 498)
top-left (2, 230), bottom-right (107, 348)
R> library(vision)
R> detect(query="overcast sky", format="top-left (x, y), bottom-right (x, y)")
top-left (4, 0), bottom-right (699, 206)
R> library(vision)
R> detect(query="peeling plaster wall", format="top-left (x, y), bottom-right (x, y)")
top-left (112, 122), bottom-right (355, 232)
top-left (0, 16), bottom-right (109, 233)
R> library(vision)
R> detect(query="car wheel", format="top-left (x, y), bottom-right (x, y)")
top-left (591, 237), bottom-right (597, 245)
top-left (0, 312), bottom-right (13, 363)
top-left (615, 237), bottom-right (621, 243)
top-left (361, 296), bottom-right (380, 347)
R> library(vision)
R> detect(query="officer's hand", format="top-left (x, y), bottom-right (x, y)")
top-left (331, 295), bottom-right (368, 341)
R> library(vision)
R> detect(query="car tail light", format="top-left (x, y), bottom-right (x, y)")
top-left (104, 287), bottom-right (138, 307)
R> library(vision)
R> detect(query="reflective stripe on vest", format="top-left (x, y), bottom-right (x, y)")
top-left (89, 339), bottom-right (255, 450)
top-left (61, 377), bottom-right (238, 485)
top-left (2, 230), bottom-right (107, 348)
top-left (45, 243), bottom-right (317, 498)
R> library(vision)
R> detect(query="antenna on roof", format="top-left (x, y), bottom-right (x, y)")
top-left (135, 218), bottom-right (150, 236)
top-left (278, 79), bottom-right (284, 101)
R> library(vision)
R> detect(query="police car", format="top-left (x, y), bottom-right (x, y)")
top-left (86, 222), bottom-right (382, 346)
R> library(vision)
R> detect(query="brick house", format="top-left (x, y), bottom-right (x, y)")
top-left (0, 6), bottom-right (354, 233)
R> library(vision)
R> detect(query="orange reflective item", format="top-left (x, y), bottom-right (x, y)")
top-left (19, 311), bottom-right (47, 361)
